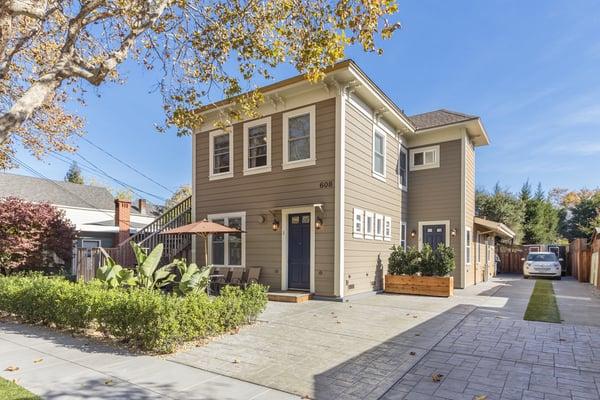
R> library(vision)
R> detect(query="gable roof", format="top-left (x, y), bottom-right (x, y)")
top-left (0, 172), bottom-right (162, 216)
top-left (408, 109), bottom-right (479, 131)
top-left (0, 172), bottom-right (115, 210)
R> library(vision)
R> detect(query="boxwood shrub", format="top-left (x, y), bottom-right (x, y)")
top-left (0, 274), bottom-right (268, 353)
top-left (388, 243), bottom-right (455, 277)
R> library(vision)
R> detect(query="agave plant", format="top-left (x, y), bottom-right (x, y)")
top-left (131, 242), bottom-right (175, 290)
top-left (170, 259), bottom-right (211, 296)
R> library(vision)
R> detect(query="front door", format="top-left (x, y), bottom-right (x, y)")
top-left (422, 224), bottom-right (446, 249)
top-left (288, 213), bottom-right (310, 290)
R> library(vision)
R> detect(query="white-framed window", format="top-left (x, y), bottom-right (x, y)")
top-left (398, 145), bottom-right (408, 190)
top-left (400, 222), bottom-right (407, 250)
top-left (81, 239), bottom-right (101, 249)
top-left (384, 216), bottom-right (392, 241)
top-left (375, 214), bottom-right (384, 240)
top-left (353, 208), bottom-right (364, 239)
top-left (282, 105), bottom-right (316, 169)
top-left (365, 211), bottom-right (374, 240)
top-left (465, 227), bottom-right (472, 265)
top-left (209, 129), bottom-right (233, 180)
top-left (410, 145), bottom-right (440, 171)
top-left (372, 129), bottom-right (386, 180)
top-left (243, 117), bottom-right (271, 175)
top-left (208, 212), bottom-right (246, 268)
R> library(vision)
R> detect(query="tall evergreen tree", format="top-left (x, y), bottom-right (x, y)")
top-left (64, 162), bottom-right (84, 185)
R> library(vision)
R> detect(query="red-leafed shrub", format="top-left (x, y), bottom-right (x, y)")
top-left (0, 197), bottom-right (76, 273)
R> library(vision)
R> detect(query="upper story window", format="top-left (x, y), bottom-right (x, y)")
top-left (282, 105), bottom-right (316, 169)
top-left (243, 117), bottom-right (271, 175)
top-left (209, 130), bottom-right (233, 180)
top-left (372, 129), bottom-right (386, 180)
top-left (208, 212), bottom-right (246, 268)
top-left (410, 145), bottom-right (440, 171)
top-left (398, 145), bottom-right (408, 190)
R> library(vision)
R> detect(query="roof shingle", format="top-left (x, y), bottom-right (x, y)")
top-left (408, 109), bottom-right (479, 131)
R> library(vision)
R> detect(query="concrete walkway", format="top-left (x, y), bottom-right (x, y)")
top-left (554, 276), bottom-right (600, 326)
top-left (0, 322), bottom-right (298, 399)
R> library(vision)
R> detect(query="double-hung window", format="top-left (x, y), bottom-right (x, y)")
top-left (398, 145), bottom-right (408, 190)
top-left (400, 222), bottom-right (407, 250)
top-left (372, 130), bottom-right (386, 180)
top-left (465, 227), bottom-right (472, 265)
top-left (208, 212), bottom-right (246, 267)
top-left (243, 117), bottom-right (271, 175)
top-left (282, 105), bottom-right (316, 169)
top-left (353, 209), bottom-right (364, 239)
top-left (375, 214), bottom-right (384, 240)
top-left (384, 216), bottom-right (392, 241)
top-left (209, 130), bottom-right (233, 180)
top-left (365, 211), bottom-right (374, 240)
top-left (410, 145), bottom-right (439, 171)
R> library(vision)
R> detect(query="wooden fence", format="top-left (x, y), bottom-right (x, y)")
top-left (75, 248), bottom-right (111, 282)
top-left (569, 238), bottom-right (591, 283)
top-left (497, 245), bottom-right (526, 274)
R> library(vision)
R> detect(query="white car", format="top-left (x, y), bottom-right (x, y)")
top-left (522, 252), bottom-right (562, 280)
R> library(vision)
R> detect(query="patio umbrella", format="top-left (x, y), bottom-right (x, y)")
top-left (162, 219), bottom-right (243, 267)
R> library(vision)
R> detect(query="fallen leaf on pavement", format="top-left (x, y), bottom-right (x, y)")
top-left (233, 359), bottom-right (239, 364)
top-left (409, 351), bottom-right (416, 356)
top-left (336, 321), bottom-right (341, 324)
top-left (473, 395), bottom-right (487, 400)
top-left (33, 358), bottom-right (43, 364)
top-left (431, 373), bottom-right (443, 382)
top-left (5, 366), bottom-right (19, 372)
top-left (413, 315), bottom-right (418, 319)
top-left (414, 333), bottom-right (420, 336)
top-left (104, 380), bottom-right (113, 386)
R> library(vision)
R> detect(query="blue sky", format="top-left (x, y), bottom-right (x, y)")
top-left (12, 0), bottom-right (600, 204)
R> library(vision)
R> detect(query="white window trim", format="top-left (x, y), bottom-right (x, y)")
top-left (282, 105), bottom-right (316, 170)
top-left (384, 216), bottom-right (392, 241)
top-left (400, 222), bottom-right (407, 250)
top-left (417, 220), bottom-right (450, 250)
top-left (207, 212), bottom-right (246, 268)
top-left (465, 227), bottom-right (472, 265)
top-left (365, 211), bottom-right (374, 240)
top-left (476, 231), bottom-right (482, 264)
top-left (243, 117), bottom-right (271, 175)
top-left (81, 239), bottom-right (101, 248)
top-left (398, 145), bottom-right (408, 191)
top-left (353, 208), bottom-right (364, 239)
top-left (375, 214), bottom-right (384, 240)
top-left (372, 128), bottom-right (386, 181)
top-left (209, 129), bottom-right (234, 180)
top-left (410, 145), bottom-right (440, 171)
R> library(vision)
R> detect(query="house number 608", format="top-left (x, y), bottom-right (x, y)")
top-left (319, 180), bottom-right (334, 189)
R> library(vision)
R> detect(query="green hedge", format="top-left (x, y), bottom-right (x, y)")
top-left (0, 274), bottom-right (267, 353)
top-left (388, 243), bottom-right (456, 277)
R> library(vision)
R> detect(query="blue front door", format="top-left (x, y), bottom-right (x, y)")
top-left (288, 213), bottom-right (310, 290)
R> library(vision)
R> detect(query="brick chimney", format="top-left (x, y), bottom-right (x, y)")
top-left (114, 199), bottom-right (131, 244)
top-left (138, 198), bottom-right (147, 215)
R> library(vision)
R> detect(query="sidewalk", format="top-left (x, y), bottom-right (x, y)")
top-left (0, 321), bottom-right (298, 400)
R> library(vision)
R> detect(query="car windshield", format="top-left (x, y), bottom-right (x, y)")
top-left (527, 253), bottom-right (557, 262)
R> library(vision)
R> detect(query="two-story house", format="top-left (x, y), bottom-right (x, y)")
top-left (191, 60), bottom-right (514, 300)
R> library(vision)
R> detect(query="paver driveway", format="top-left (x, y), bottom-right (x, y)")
top-left (171, 276), bottom-right (600, 400)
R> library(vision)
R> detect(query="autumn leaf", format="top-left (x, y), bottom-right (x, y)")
top-left (473, 395), bottom-right (487, 400)
top-left (104, 380), bottom-right (113, 386)
top-left (5, 366), bottom-right (19, 372)
top-left (431, 373), bottom-right (443, 382)
top-left (409, 351), bottom-right (416, 356)
top-left (33, 358), bottom-right (43, 364)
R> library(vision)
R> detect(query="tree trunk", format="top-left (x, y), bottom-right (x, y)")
top-left (0, 73), bottom-right (60, 143)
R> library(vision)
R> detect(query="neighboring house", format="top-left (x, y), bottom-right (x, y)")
top-left (0, 172), bottom-right (162, 270)
top-left (191, 60), bottom-right (513, 300)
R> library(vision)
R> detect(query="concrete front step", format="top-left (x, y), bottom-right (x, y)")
top-left (267, 291), bottom-right (312, 303)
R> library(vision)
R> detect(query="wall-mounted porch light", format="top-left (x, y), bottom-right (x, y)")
top-left (315, 217), bottom-right (323, 230)
top-left (410, 230), bottom-right (416, 238)
top-left (451, 228), bottom-right (457, 237)
top-left (272, 219), bottom-right (280, 231)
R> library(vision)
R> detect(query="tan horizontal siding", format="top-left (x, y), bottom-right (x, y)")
top-left (343, 101), bottom-right (405, 297)
top-left (194, 98), bottom-right (336, 296)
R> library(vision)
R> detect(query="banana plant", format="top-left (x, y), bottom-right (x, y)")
top-left (171, 260), bottom-right (211, 296)
top-left (131, 242), bottom-right (175, 290)
top-left (95, 263), bottom-right (137, 288)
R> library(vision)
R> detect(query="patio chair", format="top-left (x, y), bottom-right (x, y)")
top-left (209, 267), bottom-right (229, 294)
top-left (241, 267), bottom-right (261, 289)
top-left (229, 268), bottom-right (244, 285)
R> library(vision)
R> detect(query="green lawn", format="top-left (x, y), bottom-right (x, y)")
top-left (0, 377), bottom-right (40, 400)
top-left (524, 279), bottom-right (561, 323)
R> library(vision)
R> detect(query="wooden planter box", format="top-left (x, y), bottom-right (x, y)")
top-left (384, 275), bottom-right (454, 297)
